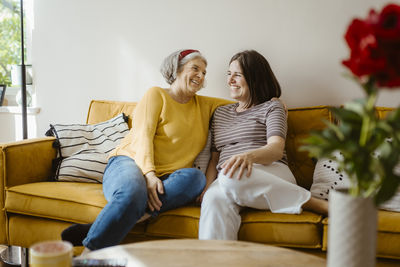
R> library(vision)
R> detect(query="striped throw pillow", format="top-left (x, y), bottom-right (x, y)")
top-left (47, 113), bottom-right (129, 183)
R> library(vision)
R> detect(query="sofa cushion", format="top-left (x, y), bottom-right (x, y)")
top-left (310, 156), bottom-right (350, 201)
top-left (239, 210), bottom-right (323, 248)
top-left (147, 206), bottom-right (323, 249)
top-left (146, 206), bottom-right (201, 239)
top-left (47, 113), bottom-right (129, 183)
top-left (7, 214), bottom-right (146, 249)
top-left (86, 100), bottom-right (137, 128)
top-left (286, 106), bottom-right (333, 190)
top-left (5, 182), bottom-right (106, 223)
top-left (321, 210), bottom-right (400, 259)
top-left (312, 156), bottom-right (400, 212)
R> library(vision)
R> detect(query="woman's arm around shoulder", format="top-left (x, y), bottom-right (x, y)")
top-left (198, 95), bottom-right (235, 118)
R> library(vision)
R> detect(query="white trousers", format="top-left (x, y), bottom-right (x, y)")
top-left (198, 162), bottom-right (311, 240)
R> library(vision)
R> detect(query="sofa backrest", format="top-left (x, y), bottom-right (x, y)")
top-left (284, 106), bottom-right (393, 190)
top-left (87, 100), bottom-right (137, 128)
top-left (86, 100), bottom-right (335, 190)
top-left (286, 106), bottom-right (333, 189)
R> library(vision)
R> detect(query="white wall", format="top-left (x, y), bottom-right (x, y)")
top-left (31, 0), bottom-right (400, 136)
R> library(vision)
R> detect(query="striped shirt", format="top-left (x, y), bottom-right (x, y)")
top-left (211, 100), bottom-right (288, 171)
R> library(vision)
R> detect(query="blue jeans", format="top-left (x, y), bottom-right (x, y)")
top-left (82, 156), bottom-right (205, 250)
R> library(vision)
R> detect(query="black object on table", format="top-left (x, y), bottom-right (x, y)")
top-left (73, 258), bottom-right (127, 267)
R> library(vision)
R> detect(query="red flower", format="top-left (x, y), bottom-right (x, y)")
top-left (342, 4), bottom-right (400, 88)
top-left (375, 4), bottom-right (400, 40)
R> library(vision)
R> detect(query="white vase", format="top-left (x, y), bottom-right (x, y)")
top-left (327, 189), bottom-right (377, 267)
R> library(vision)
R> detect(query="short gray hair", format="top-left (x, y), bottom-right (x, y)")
top-left (160, 49), bottom-right (207, 85)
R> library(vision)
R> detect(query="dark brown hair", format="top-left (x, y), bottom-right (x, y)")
top-left (230, 50), bottom-right (281, 108)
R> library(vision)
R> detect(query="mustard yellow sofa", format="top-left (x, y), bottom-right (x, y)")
top-left (0, 100), bottom-right (399, 260)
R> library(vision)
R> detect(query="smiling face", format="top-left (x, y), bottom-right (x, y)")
top-left (227, 60), bottom-right (250, 104)
top-left (175, 57), bottom-right (207, 95)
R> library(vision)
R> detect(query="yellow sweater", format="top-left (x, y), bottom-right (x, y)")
top-left (109, 87), bottom-right (233, 176)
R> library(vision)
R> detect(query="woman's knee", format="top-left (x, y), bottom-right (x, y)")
top-left (202, 184), bottom-right (227, 211)
top-left (185, 168), bottom-right (206, 185)
top-left (218, 172), bottom-right (245, 196)
top-left (103, 156), bottom-right (147, 205)
top-left (172, 168), bottom-right (206, 194)
top-left (115, 176), bottom-right (147, 205)
top-left (201, 184), bottom-right (241, 228)
top-left (109, 182), bottom-right (147, 217)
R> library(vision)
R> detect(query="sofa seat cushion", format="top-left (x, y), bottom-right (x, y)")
top-left (146, 206), bottom-right (200, 239)
top-left (146, 206), bottom-right (323, 249)
top-left (5, 182), bottom-right (107, 223)
top-left (239, 210), bottom-right (323, 248)
top-left (321, 210), bottom-right (400, 259)
top-left (7, 214), bottom-right (146, 249)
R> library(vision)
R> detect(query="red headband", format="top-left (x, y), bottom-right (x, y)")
top-left (179, 49), bottom-right (199, 61)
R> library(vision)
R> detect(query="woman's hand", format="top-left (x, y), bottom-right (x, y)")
top-left (197, 151), bottom-right (220, 204)
top-left (221, 152), bottom-right (254, 180)
top-left (144, 172), bottom-right (164, 212)
top-left (196, 184), bottom-right (211, 204)
top-left (196, 188), bottom-right (206, 204)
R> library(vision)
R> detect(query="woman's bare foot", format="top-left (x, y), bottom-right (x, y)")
top-left (137, 213), bottom-right (151, 223)
top-left (302, 197), bottom-right (329, 216)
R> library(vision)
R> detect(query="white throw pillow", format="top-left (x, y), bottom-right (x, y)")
top-left (310, 155), bottom-right (350, 201)
top-left (47, 113), bottom-right (129, 183)
top-left (311, 155), bottom-right (400, 212)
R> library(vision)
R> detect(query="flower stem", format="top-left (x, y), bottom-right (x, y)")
top-left (359, 86), bottom-right (377, 147)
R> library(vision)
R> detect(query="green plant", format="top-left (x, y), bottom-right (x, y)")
top-left (0, 0), bottom-right (21, 85)
top-left (302, 4), bottom-right (400, 206)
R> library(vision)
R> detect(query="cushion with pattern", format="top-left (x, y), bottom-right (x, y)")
top-left (311, 153), bottom-right (400, 212)
top-left (46, 113), bottom-right (129, 183)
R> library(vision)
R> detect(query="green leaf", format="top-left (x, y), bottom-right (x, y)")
top-left (301, 76), bottom-right (400, 203)
top-left (344, 99), bottom-right (366, 115)
top-left (325, 121), bottom-right (345, 141)
top-left (0, 3), bottom-right (23, 85)
top-left (375, 172), bottom-right (400, 205)
top-left (331, 107), bottom-right (362, 124)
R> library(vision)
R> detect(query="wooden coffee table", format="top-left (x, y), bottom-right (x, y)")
top-left (81, 239), bottom-right (326, 267)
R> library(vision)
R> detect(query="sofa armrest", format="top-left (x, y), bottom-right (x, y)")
top-left (0, 137), bottom-right (57, 188)
top-left (0, 137), bottom-right (57, 244)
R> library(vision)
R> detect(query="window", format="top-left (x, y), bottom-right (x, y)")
top-left (0, 0), bottom-right (33, 106)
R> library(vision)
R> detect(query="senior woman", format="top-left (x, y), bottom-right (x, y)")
top-left (198, 50), bottom-right (328, 240)
top-left (62, 49), bottom-right (232, 250)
